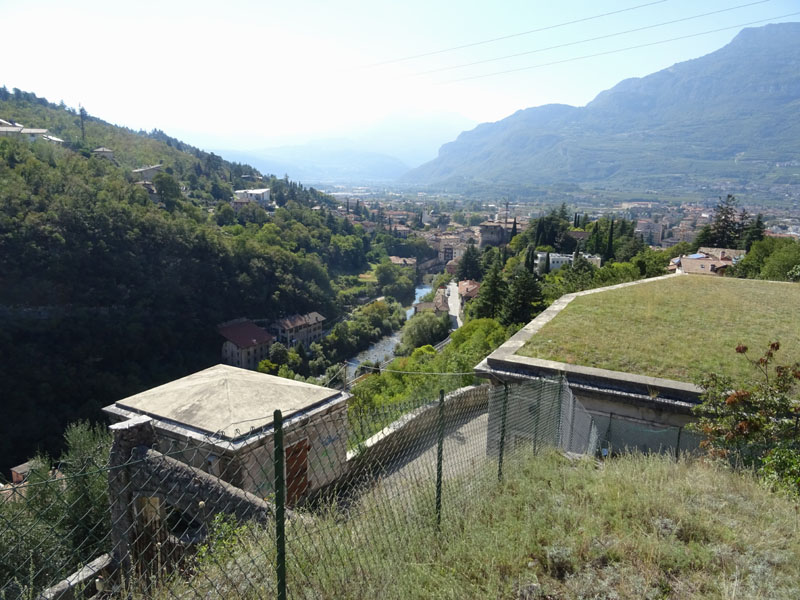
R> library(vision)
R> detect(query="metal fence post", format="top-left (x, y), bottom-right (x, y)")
top-left (498, 382), bottom-right (509, 482)
top-left (675, 426), bottom-right (682, 461)
top-left (436, 389), bottom-right (444, 528)
top-left (274, 409), bottom-right (286, 600)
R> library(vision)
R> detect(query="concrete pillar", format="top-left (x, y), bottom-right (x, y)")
top-left (107, 415), bottom-right (156, 571)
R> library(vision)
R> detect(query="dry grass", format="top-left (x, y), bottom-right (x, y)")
top-left (149, 451), bottom-right (800, 600)
top-left (518, 275), bottom-right (800, 383)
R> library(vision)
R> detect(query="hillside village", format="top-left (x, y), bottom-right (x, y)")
top-left (3, 17), bottom-right (800, 596)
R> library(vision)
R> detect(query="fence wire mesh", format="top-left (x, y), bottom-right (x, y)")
top-left (0, 376), bottom-right (699, 600)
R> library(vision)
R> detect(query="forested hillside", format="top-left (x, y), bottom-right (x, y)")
top-left (0, 90), bottom-right (410, 471)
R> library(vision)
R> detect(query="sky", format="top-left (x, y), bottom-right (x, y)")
top-left (2, 0), bottom-right (798, 155)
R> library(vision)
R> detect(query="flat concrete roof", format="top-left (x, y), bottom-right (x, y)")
top-left (110, 365), bottom-right (344, 440)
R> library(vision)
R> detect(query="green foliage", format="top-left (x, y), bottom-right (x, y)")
top-left (269, 342), bottom-right (289, 366)
top-left (733, 237), bottom-right (800, 281)
top-left (500, 266), bottom-right (545, 326)
top-left (0, 422), bottom-right (111, 596)
top-left (0, 96), bottom-right (426, 468)
top-left (395, 312), bottom-right (451, 356)
top-left (471, 256), bottom-right (507, 319)
top-left (349, 318), bottom-right (511, 436)
top-left (456, 242), bottom-right (482, 281)
top-left (195, 513), bottom-right (249, 568)
top-left (690, 342), bottom-right (800, 493)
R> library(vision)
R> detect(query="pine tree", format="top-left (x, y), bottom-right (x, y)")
top-left (501, 266), bottom-right (544, 326)
top-left (473, 256), bottom-right (507, 319)
top-left (543, 252), bottom-right (551, 275)
top-left (456, 242), bottom-right (482, 281)
top-left (709, 194), bottom-right (740, 248)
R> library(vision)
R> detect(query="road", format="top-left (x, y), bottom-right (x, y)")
top-left (447, 281), bottom-right (463, 329)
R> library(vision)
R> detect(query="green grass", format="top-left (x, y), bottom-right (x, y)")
top-left (147, 451), bottom-right (800, 599)
top-left (518, 275), bottom-right (800, 383)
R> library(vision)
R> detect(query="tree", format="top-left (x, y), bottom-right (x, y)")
top-left (153, 172), bottom-right (181, 211)
top-left (472, 256), bottom-right (507, 319)
top-left (690, 342), bottom-right (800, 493)
top-left (501, 266), bottom-right (544, 326)
top-left (709, 194), bottom-right (740, 248)
top-left (269, 342), bottom-right (289, 366)
top-left (396, 312), bottom-right (450, 356)
top-left (456, 242), bottom-right (482, 281)
top-left (604, 217), bottom-right (615, 262)
top-left (740, 213), bottom-right (765, 251)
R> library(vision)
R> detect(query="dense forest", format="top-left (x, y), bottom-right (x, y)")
top-left (0, 90), bottom-right (421, 472)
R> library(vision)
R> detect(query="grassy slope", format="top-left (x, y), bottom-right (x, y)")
top-left (518, 275), bottom-right (800, 383)
top-left (155, 452), bottom-right (800, 599)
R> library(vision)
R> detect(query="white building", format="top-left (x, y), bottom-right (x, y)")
top-left (234, 188), bottom-right (271, 205)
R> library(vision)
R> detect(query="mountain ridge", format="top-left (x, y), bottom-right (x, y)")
top-left (404, 22), bottom-right (800, 190)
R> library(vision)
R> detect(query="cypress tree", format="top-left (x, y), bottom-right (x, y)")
top-left (605, 217), bottom-right (615, 262)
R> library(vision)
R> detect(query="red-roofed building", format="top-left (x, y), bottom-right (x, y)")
top-left (457, 279), bottom-right (481, 309)
top-left (218, 318), bottom-right (274, 370)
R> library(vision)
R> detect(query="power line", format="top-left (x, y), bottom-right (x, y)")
top-left (441, 11), bottom-right (800, 84)
top-left (415, 0), bottom-right (771, 77)
top-left (362, 0), bottom-right (669, 68)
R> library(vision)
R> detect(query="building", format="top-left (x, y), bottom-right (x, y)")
top-left (393, 225), bottom-right (411, 239)
top-left (457, 279), bottom-right (480, 309)
top-left (132, 164), bottom-right (162, 182)
top-left (218, 318), bottom-right (274, 370)
top-left (535, 252), bottom-right (602, 274)
top-left (677, 253), bottom-right (732, 276)
top-left (635, 220), bottom-right (664, 245)
top-left (102, 365), bottom-right (350, 501)
top-left (479, 222), bottom-right (506, 248)
top-left (272, 312), bottom-right (326, 348)
top-left (389, 256), bottom-right (417, 267)
top-left (93, 147), bottom-right (115, 160)
top-left (413, 287), bottom-right (449, 317)
top-left (234, 188), bottom-right (271, 205)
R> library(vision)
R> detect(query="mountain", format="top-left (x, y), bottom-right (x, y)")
top-left (218, 141), bottom-right (410, 184)
top-left (405, 22), bottom-right (800, 190)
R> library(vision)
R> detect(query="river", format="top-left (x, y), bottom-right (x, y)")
top-left (349, 285), bottom-right (432, 370)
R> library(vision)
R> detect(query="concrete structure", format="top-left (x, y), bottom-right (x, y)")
top-left (474, 275), bottom-right (703, 451)
top-left (103, 365), bottom-right (350, 500)
top-left (271, 312), bottom-right (326, 348)
top-left (413, 287), bottom-right (449, 317)
top-left (234, 188), bottom-right (271, 205)
top-left (535, 252), bottom-right (601, 274)
top-left (393, 225), bottom-right (411, 239)
top-left (218, 318), bottom-right (274, 370)
top-left (478, 222), bottom-right (506, 248)
top-left (93, 147), bottom-right (114, 160)
top-left (132, 164), bottom-right (162, 182)
top-left (635, 219), bottom-right (664, 245)
top-left (389, 256), bottom-right (417, 267)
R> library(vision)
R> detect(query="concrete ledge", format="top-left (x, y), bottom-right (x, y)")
top-left (37, 553), bottom-right (113, 600)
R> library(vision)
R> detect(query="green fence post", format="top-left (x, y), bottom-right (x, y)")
top-left (498, 382), bottom-right (509, 482)
top-left (436, 389), bottom-right (444, 528)
top-left (274, 409), bottom-right (286, 600)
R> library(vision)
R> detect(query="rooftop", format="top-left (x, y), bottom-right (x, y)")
top-left (108, 365), bottom-right (344, 440)
top-left (218, 319), bottom-right (273, 348)
top-left (515, 275), bottom-right (800, 384)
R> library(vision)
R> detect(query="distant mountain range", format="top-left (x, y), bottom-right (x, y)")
top-left (219, 112), bottom-right (475, 184)
top-left (405, 22), bottom-right (800, 190)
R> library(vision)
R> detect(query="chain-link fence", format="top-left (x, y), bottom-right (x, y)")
top-left (0, 375), bottom-right (697, 600)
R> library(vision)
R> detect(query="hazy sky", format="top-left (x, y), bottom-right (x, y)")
top-left (2, 0), bottom-right (798, 152)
